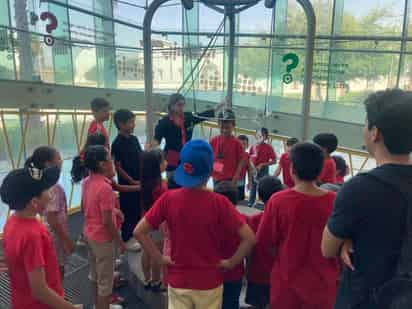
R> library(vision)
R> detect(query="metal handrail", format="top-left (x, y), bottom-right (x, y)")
top-left (0, 108), bottom-right (372, 237)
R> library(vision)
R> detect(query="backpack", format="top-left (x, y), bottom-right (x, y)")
top-left (365, 167), bottom-right (412, 309)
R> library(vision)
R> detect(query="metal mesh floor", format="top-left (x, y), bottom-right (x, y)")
top-left (0, 253), bottom-right (90, 309)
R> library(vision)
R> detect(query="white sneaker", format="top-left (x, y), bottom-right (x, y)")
top-left (124, 239), bottom-right (141, 252)
top-left (92, 305), bottom-right (122, 309)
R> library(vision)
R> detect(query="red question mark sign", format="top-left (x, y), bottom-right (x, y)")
top-left (40, 12), bottom-right (58, 34)
top-left (40, 12), bottom-right (58, 46)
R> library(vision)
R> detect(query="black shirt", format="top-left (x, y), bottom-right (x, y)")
top-left (111, 134), bottom-right (142, 185)
top-left (154, 109), bottom-right (215, 170)
top-left (328, 164), bottom-right (412, 309)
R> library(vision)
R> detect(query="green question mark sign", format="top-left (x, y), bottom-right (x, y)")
top-left (282, 53), bottom-right (299, 84)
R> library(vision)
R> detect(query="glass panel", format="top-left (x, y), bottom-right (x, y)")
top-left (116, 48), bottom-right (144, 90)
top-left (24, 113), bottom-right (48, 161)
top-left (199, 3), bottom-right (223, 32)
top-left (152, 1), bottom-right (182, 32)
top-left (152, 34), bottom-right (182, 92)
top-left (114, 23), bottom-right (141, 48)
top-left (399, 54), bottom-right (412, 90)
top-left (235, 38), bottom-right (270, 111)
top-left (0, 29), bottom-right (16, 79)
top-left (113, 1), bottom-right (145, 25)
top-left (49, 2), bottom-right (73, 85)
top-left (72, 44), bottom-right (98, 87)
top-left (69, 9), bottom-right (95, 43)
top-left (239, 1), bottom-right (273, 34)
top-left (339, 0), bottom-right (404, 36)
top-left (68, 0), bottom-right (94, 12)
top-left (95, 15), bottom-right (116, 88)
top-left (0, 0), bottom-right (10, 26)
top-left (321, 51), bottom-right (399, 123)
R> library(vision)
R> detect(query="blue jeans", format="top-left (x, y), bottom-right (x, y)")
top-left (248, 166), bottom-right (269, 207)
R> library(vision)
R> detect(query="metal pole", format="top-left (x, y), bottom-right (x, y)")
top-left (143, 0), bottom-right (171, 143)
top-left (296, 0), bottom-right (316, 141)
top-left (396, 0), bottom-right (410, 88)
top-left (227, 7), bottom-right (235, 107)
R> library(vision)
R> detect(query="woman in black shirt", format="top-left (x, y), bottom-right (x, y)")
top-left (152, 93), bottom-right (224, 178)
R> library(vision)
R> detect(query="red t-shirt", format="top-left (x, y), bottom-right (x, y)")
top-left (319, 157), bottom-right (337, 184)
top-left (88, 120), bottom-right (110, 148)
top-left (336, 174), bottom-right (345, 184)
top-left (246, 213), bottom-right (273, 285)
top-left (247, 212), bottom-right (263, 234)
top-left (3, 215), bottom-right (64, 309)
top-left (145, 188), bottom-right (245, 290)
top-left (142, 181), bottom-right (168, 216)
top-left (279, 153), bottom-right (294, 188)
top-left (221, 206), bottom-right (246, 282)
top-left (239, 152), bottom-right (250, 180)
top-left (82, 174), bottom-right (117, 242)
top-left (257, 189), bottom-right (339, 307)
top-left (210, 135), bottom-right (244, 182)
top-left (250, 142), bottom-right (276, 167)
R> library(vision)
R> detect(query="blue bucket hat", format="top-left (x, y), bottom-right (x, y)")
top-left (174, 139), bottom-right (214, 188)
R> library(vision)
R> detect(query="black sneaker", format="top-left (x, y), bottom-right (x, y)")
top-left (151, 281), bottom-right (167, 293)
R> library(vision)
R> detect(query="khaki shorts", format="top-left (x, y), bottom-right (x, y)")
top-left (168, 285), bottom-right (223, 309)
top-left (87, 239), bottom-right (115, 297)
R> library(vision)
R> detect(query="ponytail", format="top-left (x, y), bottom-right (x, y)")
top-left (24, 146), bottom-right (58, 169)
top-left (71, 155), bottom-right (87, 183)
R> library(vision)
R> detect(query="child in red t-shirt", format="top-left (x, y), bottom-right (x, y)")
top-left (87, 97), bottom-right (111, 149)
top-left (1, 165), bottom-right (80, 309)
top-left (210, 110), bottom-right (245, 185)
top-left (274, 137), bottom-right (299, 188)
top-left (140, 150), bottom-right (168, 292)
top-left (24, 146), bottom-right (74, 280)
top-left (313, 133), bottom-right (339, 184)
top-left (248, 128), bottom-right (276, 207)
top-left (237, 135), bottom-right (253, 201)
top-left (134, 139), bottom-right (256, 309)
top-left (214, 181), bottom-right (246, 309)
top-left (332, 155), bottom-right (348, 185)
top-left (81, 146), bottom-right (126, 309)
top-left (245, 176), bottom-right (283, 309)
top-left (257, 143), bottom-right (339, 309)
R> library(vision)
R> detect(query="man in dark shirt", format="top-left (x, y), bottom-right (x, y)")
top-left (112, 109), bottom-right (142, 251)
top-left (152, 93), bottom-right (224, 179)
top-left (321, 89), bottom-right (412, 309)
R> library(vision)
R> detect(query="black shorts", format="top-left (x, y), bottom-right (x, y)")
top-left (245, 282), bottom-right (270, 308)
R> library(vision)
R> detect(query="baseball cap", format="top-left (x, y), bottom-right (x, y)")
top-left (0, 166), bottom-right (60, 210)
top-left (218, 109), bottom-right (236, 122)
top-left (174, 139), bottom-right (214, 188)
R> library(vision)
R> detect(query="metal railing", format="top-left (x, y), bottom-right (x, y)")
top-left (0, 108), bottom-right (373, 235)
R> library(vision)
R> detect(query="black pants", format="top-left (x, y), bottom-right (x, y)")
top-left (237, 184), bottom-right (245, 201)
top-left (223, 280), bottom-right (242, 309)
top-left (248, 167), bottom-right (269, 207)
top-left (119, 192), bottom-right (140, 242)
top-left (245, 282), bottom-right (270, 309)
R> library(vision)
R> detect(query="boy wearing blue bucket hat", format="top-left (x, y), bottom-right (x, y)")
top-left (134, 139), bottom-right (256, 309)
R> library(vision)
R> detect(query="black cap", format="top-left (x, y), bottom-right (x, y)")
top-left (218, 109), bottom-right (236, 121)
top-left (0, 166), bottom-right (60, 210)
